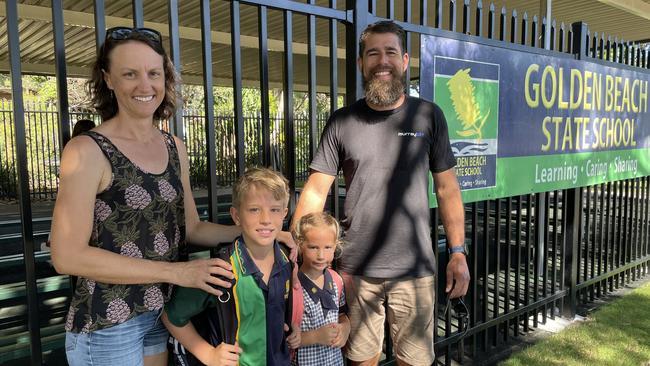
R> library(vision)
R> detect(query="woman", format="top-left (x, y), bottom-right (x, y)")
top-left (50, 27), bottom-right (291, 366)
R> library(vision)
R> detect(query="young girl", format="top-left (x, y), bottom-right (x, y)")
top-left (292, 212), bottom-right (350, 366)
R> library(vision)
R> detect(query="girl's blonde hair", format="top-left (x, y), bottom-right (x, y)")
top-left (293, 212), bottom-right (343, 257)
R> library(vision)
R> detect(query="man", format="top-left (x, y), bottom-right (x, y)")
top-left (292, 21), bottom-right (469, 366)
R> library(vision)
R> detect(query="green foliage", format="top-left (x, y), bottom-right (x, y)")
top-left (0, 160), bottom-right (17, 199)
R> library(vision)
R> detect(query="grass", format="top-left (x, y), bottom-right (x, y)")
top-left (501, 281), bottom-right (650, 366)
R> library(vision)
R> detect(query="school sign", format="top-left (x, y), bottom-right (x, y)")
top-left (421, 35), bottom-right (650, 204)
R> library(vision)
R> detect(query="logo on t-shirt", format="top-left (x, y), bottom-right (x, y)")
top-left (397, 131), bottom-right (425, 137)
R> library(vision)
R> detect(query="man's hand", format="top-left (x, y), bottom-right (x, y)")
top-left (207, 342), bottom-right (241, 366)
top-left (285, 323), bottom-right (301, 349)
top-left (277, 231), bottom-right (298, 262)
top-left (445, 253), bottom-right (470, 298)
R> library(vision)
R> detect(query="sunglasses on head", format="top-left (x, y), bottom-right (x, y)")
top-left (105, 27), bottom-right (162, 44)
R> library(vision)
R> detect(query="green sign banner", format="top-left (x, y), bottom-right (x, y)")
top-left (421, 35), bottom-right (650, 206)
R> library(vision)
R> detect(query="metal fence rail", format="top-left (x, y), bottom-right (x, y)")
top-left (0, 100), bottom-right (327, 201)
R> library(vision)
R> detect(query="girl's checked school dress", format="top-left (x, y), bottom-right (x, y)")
top-left (294, 270), bottom-right (347, 366)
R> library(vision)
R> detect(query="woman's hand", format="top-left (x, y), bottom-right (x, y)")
top-left (174, 258), bottom-right (234, 297)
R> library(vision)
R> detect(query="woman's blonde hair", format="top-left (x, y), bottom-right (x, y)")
top-left (293, 212), bottom-right (343, 257)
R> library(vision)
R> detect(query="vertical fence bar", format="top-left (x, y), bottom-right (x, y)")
top-left (435, 0), bottom-right (443, 28)
top-left (504, 197), bottom-right (512, 341)
top-left (482, 200), bottom-right (490, 351)
top-left (551, 19), bottom-right (556, 51)
top-left (531, 15), bottom-right (538, 48)
top-left (475, 0), bottom-right (483, 37)
top-left (514, 196), bottom-right (522, 337)
top-left (520, 12), bottom-right (528, 46)
top-left (449, 0), bottom-right (457, 32)
top-left (533, 193), bottom-right (541, 327)
top-left (52, 0), bottom-right (70, 149)
top-left (284, 10), bottom-right (296, 210)
top-left (493, 199), bottom-right (501, 346)
top-left (258, 6), bottom-right (271, 167)
top-left (497, 5), bottom-right (504, 42)
top-left (462, 0), bottom-right (470, 34)
top-left (524, 194), bottom-right (532, 331)
top-left (598, 33), bottom-right (605, 60)
top-left (346, 0), bottom-right (368, 104)
top-left (94, 0), bottom-right (106, 52)
top-left (623, 179), bottom-right (632, 284)
top-left (200, 0), bottom-right (218, 221)
top-left (615, 180), bottom-right (623, 288)
top-left (643, 177), bottom-right (650, 275)
top-left (584, 187), bottom-right (592, 302)
top-left (597, 184), bottom-right (604, 295)
top-left (132, 0), bottom-right (144, 27)
top-left (562, 187), bottom-right (580, 318)
top-left (231, 1), bottom-right (245, 176)
top-left (167, 0), bottom-right (183, 139)
top-left (551, 191), bottom-right (559, 315)
top-left (307, 1), bottom-right (318, 164)
top-left (329, 0), bottom-right (340, 219)
top-left (5, 0), bottom-right (41, 363)
top-left (420, 0), bottom-right (428, 26)
top-left (590, 186), bottom-right (597, 296)
top-left (470, 201), bottom-right (479, 357)
top-left (487, 4), bottom-right (496, 40)
top-left (558, 189), bottom-right (569, 315)
top-left (558, 22), bottom-right (567, 52)
top-left (404, 0), bottom-right (412, 89)
top-left (631, 179), bottom-right (637, 277)
top-left (620, 180), bottom-right (626, 285)
top-left (542, 192), bottom-right (549, 321)
top-left (604, 182), bottom-right (612, 292)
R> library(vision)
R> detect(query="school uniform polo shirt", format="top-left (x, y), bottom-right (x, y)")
top-left (165, 238), bottom-right (292, 366)
top-left (235, 238), bottom-right (293, 366)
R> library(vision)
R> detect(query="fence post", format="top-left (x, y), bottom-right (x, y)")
top-left (345, 0), bottom-right (369, 106)
top-left (561, 22), bottom-right (589, 319)
top-left (6, 1), bottom-right (42, 363)
top-left (571, 21), bottom-right (588, 60)
top-left (562, 188), bottom-right (581, 318)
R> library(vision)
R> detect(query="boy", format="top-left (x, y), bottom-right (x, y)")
top-left (163, 167), bottom-right (300, 365)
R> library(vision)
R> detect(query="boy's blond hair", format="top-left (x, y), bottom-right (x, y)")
top-left (292, 212), bottom-right (344, 255)
top-left (232, 167), bottom-right (290, 208)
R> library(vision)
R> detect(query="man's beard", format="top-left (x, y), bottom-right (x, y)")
top-left (363, 66), bottom-right (406, 107)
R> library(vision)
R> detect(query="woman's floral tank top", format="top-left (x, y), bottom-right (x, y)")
top-left (65, 130), bottom-right (185, 333)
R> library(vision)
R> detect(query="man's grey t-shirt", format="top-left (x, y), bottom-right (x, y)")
top-left (310, 97), bottom-right (457, 278)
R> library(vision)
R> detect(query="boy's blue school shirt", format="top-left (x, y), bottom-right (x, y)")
top-left (238, 239), bottom-right (293, 366)
top-left (165, 239), bottom-right (292, 366)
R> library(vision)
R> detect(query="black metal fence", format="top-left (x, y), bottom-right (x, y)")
top-left (1, 1), bottom-right (649, 366)
top-left (0, 100), bottom-right (327, 201)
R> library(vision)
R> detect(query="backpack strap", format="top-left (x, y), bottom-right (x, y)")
top-left (327, 268), bottom-right (344, 303)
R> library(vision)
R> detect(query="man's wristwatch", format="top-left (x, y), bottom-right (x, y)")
top-left (448, 245), bottom-right (467, 256)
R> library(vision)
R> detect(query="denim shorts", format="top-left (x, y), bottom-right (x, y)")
top-left (65, 309), bottom-right (168, 366)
